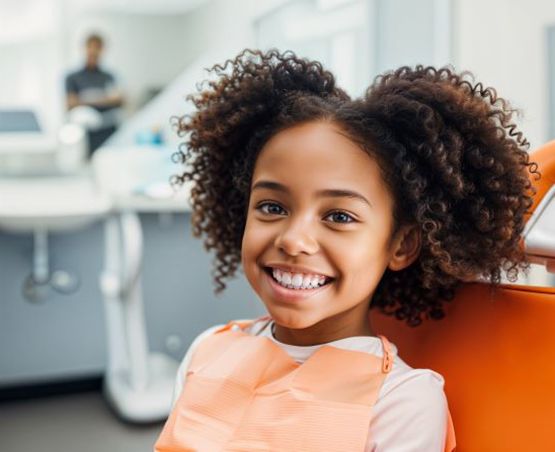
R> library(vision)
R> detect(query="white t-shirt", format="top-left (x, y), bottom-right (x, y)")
top-left (172, 320), bottom-right (450, 452)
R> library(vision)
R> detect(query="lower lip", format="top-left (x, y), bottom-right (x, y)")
top-left (263, 270), bottom-right (332, 303)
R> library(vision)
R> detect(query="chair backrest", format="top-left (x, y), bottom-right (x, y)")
top-left (371, 141), bottom-right (555, 452)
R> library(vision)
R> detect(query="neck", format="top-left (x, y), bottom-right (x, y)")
top-left (272, 309), bottom-right (374, 346)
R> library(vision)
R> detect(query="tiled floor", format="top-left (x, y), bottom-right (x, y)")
top-left (0, 391), bottom-right (164, 452)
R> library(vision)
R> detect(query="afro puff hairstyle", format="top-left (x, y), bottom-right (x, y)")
top-left (172, 49), bottom-right (538, 326)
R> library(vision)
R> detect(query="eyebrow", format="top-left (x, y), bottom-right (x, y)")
top-left (251, 180), bottom-right (372, 207)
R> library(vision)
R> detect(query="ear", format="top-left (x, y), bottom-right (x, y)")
top-left (388, 224), bottom-right (421, 271)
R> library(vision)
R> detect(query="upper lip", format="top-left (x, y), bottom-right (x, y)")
top-left (264, 263), bottom-right (334, 279)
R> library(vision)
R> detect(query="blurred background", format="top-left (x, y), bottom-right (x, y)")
top-left (1, 0), bottom-right (555, 450)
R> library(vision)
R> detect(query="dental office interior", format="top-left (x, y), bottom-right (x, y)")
top-left (1, 0), bottom-right (555, 451)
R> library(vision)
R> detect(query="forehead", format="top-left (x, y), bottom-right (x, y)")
top-left (252, 121), bottom-right (388, 198)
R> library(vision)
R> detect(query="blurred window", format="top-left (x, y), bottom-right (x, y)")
top-left (255, 0), bottom-right (452, 97)
top-left (256, 0), bottom-right (370, 96)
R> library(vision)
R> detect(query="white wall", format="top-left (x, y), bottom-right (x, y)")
top-left (454, 0), bottom-right (555, 149)
top-left (171, 0), bottom-right (288, 64)
top-left (256, 0), bottom-right (373, 97)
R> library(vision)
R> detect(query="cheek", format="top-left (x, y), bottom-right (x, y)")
top-left (330, 229), bottom-right (391, 283)
top-left (241, 215), bottom-right (269, 268)
top-left (241, 217), bottom-right (255, 265)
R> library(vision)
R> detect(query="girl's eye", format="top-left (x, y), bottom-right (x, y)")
top-left (325, 211), bottom-right (355, 224)
top-left (255, 203), bottom-right (355, 224)
top-left (256, 202), bottom-right (286, 216)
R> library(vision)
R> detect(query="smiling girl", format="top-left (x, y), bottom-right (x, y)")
top-left (155, 50), bottom-right (535, 451)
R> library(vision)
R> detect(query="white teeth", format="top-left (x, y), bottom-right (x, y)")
top-left (269, 268), bottom-right (330, 290)
top-left (310, 275), bottom-right (320, 288)
top-left (282, 272), bottom-right (292, 285)
top-left (291, 274), bottom-right (303, 288)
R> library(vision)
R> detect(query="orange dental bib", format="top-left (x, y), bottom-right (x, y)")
top-left (155, 321), bottom-right (455, 451)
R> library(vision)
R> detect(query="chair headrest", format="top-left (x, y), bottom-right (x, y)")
top-left (523, 141), bottom-right (555, 269)
top-left (528, 140), bottom-right (555, 210)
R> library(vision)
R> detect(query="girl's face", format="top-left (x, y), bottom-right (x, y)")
top-left (241, 121), bottom-right (417, 345)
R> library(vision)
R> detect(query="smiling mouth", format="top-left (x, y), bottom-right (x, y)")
top-left (263, 267), bottom-right (334, 290)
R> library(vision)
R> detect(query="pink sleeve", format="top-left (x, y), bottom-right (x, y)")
top-left (366, 370), bottom-right (451, 451)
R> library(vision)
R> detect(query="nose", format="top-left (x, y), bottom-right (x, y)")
top-left (274, 217), bottom-right (319, 256)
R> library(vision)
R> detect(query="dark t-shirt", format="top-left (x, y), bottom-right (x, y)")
top-left (65, 66), bottom-right (118, 113)
top-left (65, 66), bottom-right (121, 152)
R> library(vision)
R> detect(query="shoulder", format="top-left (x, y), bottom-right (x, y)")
top-left (97, 67), bottom-right (116, 80)
top-left (381, 356), bottom-right (448, 413)
top-left (185, 318), bottom-right (263, 352)
top-left (172, 319), bottom-right (261, 406)
top-left (179, 318), bottom-right (266, 364)
top-left (175, 323), bottom-right (227, 378)
top-left (172, 323), bottom-right (224, 406)
top-left (367, 357), bottom-right (449, 452)
top-left (369, 361), bottom-right (450, 450)
top-left (385, 355), bottom-right (445, 390)
top-left (189, 323), bottom-right (225, 348)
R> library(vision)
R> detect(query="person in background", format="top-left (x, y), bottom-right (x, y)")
top-left (65, 33), bottom-right (124, 155)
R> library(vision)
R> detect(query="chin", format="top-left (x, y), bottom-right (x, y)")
top-left (266, 308), bottom-right (322, 330)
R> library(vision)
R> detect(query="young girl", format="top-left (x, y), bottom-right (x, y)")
top-left (155, 49), bottom-right (536, 451)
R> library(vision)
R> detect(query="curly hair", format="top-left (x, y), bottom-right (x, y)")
top-left (172, 49), bottom-right (538, 326)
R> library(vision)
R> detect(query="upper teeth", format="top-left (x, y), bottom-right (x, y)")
top-left (271, 268), bottom-right (328, 289)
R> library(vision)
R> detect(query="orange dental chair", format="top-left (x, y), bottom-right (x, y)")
top-left (371, 141), bottom-right (555, 451)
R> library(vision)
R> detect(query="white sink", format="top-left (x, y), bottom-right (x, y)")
top-left (91, 145), bottom-right (191, 212)
top-left (0, 170), bottom-right (112, 233)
